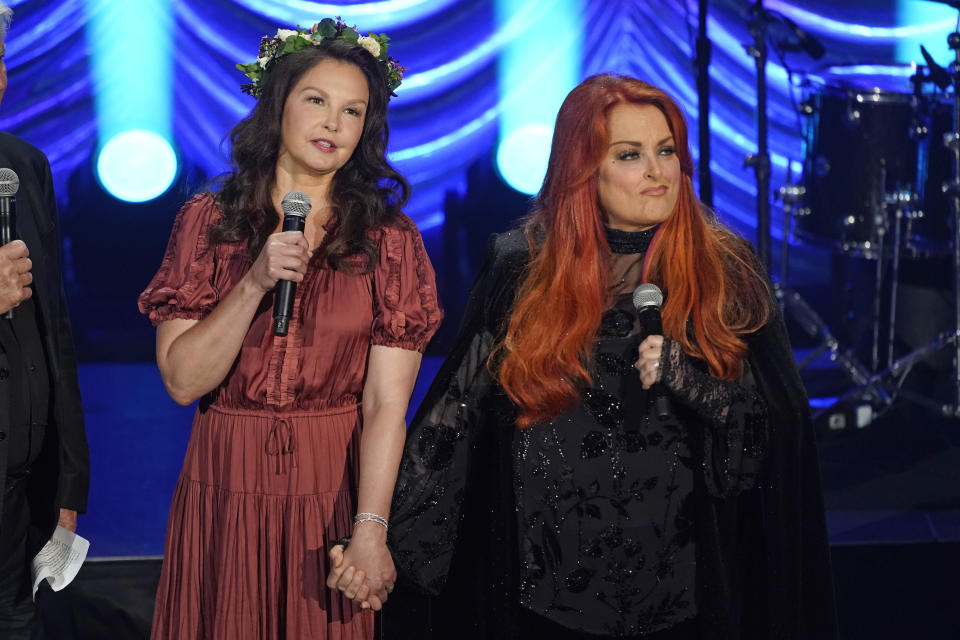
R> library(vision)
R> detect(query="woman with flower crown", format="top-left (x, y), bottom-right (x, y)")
top-left (384, 75), bottom-right (837, 639)
top-left (138, 19), bottom-right (440, 639)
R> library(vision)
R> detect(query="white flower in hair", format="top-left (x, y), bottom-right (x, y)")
top-left (357, 35), bottom-right (381, 58)
top-left (275, 28), bottom-right (298, 40)
top-left (258, 56), bottom-right (270, 69)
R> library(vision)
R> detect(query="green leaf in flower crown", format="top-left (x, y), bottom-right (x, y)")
top-left (317, 18), bottom-right (337, 38)
top-left (374, 34), bottom-right (389, 56)
top-left (341, 27), bottom-right (359, 43)
top-left (282, 35), bottom-right (309, 54)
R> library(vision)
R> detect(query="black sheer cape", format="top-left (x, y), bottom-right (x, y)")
top-left (387, 229), bottom-right (838, 639)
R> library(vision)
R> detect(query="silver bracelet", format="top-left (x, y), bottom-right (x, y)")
top-left (354, 512), bottom-right (388, 531)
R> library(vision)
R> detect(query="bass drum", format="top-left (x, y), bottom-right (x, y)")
top-left (799, 67), bottom-right (951, 258)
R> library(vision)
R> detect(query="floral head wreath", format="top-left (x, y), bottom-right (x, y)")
top-left (237, 17), bottom-right (405, 99)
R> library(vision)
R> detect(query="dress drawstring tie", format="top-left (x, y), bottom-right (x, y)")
top-left (265, 417), bottom-right (298, 474)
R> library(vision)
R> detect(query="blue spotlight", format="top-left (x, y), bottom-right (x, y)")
top-left (96, 130), bottom-right (178, 204)
top-left (895, 0), bottom-right (956, 64)
top-left (494, 0), bottom-right (581, 195)
top-left (496, 123), bottom-right (553, 195)
top-left (86, 0), bottom-right (177, 203)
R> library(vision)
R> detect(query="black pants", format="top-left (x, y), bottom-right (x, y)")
top-left (0, 473), bottom-right (38, 640)
top-left (517, 605), bottom-right (699, 640)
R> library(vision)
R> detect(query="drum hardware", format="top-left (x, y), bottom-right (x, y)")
top-left (799, 59), bottom-right (956, 260)
top-left (740, 1), bottom-right (891, 406)
top-left (776, 284), bottom-right (889, 409)
top-left (775, 175), bottom-right (807, 288)
top-left (817, 18), bottom-right (960, 418)
top-left (773, 171), bottom-right (884, 404)
top-left (817, 330), bottom-right (959, 420)
top-left (884, 188), bottom-right (918, 369)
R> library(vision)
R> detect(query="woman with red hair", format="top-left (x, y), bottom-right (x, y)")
top-left (385, 75), bottom-right (836, 639)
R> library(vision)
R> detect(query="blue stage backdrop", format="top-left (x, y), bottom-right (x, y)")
top-left (6, 0), bottom-right (957, 251)
top-left (3, 0), bottom-right (958, 556)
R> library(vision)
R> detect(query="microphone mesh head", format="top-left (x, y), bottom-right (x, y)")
top-left (280, 191), bottom-right (311, 218)
top-left (0, 168), bottom-right (19, 197)
top-left (632, 283), bottom-right (663, 311)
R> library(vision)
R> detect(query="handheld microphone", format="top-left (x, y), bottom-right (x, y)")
top-left (272, 191), bottom-right (311, 336)
top-left (632, 283), bottom-right (671, 420)
top-left (0, 168), bottom-right (20, 320)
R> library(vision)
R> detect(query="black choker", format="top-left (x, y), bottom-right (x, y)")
top-left (605, 225), bottom-right (658, 254)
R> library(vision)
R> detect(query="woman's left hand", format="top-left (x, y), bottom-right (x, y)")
top-left (326, 527), bottom-right (396, 610)
top-left (635, 334), bottom-right (664, 390)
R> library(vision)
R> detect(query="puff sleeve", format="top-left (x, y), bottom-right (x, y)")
top-left (137, 194), bottom-right (222, 326)
top-left (371, 215), bottom-right (443, 352)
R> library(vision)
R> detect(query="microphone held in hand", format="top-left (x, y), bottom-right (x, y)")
top-left (272, 191), bottom-right (311, 336)
top-left (0, 168), bottom-right (20, 320)
top-left (632, 283), bottom-right (671, 420)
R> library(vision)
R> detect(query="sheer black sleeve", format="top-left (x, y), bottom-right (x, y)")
top-left (659, 338), bottom-right (768, 498)
top-left (389, 230), bottom-right (526, 595)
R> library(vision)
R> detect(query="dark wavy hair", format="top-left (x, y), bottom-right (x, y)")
top-left (211, 38), bottom-right (409, 272)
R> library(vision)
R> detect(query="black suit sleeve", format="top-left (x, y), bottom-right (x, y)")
top-left (38, 152), bottom-right (88, 513)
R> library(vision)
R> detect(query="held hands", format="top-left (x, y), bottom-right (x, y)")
top-left (635, 334), bottom-right (664, 390)
top-left (326, 522), bottom-right (396, 611)
top-left (0, 240), bottom-right (32, 314)
top-left (245, 231), bottom-right (312, 293)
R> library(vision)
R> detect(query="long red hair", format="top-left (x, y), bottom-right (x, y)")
top-left (496, 74), bottom-right (771, 428)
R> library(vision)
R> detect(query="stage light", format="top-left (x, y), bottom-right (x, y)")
top-left (496, 124), bottom-right (552, 196)
top-left (493, 0), bottom-right (582, 195)
top-left (231, 0), bottom-right (459, 30)
top-left (85, 0), bottom-right (177, 202)
top-left (769, 0), bottom-right (955, 41)
top-left (96, 130), bottom-right (178, 203)
top-left (895, 1), bottom-right (956, 66)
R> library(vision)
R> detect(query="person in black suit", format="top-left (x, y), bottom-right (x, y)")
top-left (0, 4), bottom-right (89, 638)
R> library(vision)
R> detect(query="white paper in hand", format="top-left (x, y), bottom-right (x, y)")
top-left (31, 525), bottom-right (90, 600)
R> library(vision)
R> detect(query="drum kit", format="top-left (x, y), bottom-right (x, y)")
top-left (746, 0), bottom-right (960, 419)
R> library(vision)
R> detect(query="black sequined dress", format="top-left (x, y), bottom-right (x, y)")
top-left (388, 227), bottom-right (837, 640)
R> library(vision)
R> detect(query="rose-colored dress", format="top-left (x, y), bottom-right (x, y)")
top-left (138, 194), bottom-right (442, 640)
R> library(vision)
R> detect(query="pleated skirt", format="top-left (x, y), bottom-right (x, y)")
top-left (150, 403), bottom-right (374, 640)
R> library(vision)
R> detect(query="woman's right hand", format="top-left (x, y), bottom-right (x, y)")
top-left (245, 231), bottom-right (312, 293)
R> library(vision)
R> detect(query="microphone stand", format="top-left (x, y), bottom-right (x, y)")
top-left (744, 0), bottom-right (771, 273)
top-left (743, 2), bottom-right (887, 411)
top-left (696, 0), bottom-right (713, 207)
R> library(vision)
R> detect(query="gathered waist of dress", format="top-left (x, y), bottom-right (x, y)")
top-left (204, 401), bottom-right (361, 419)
